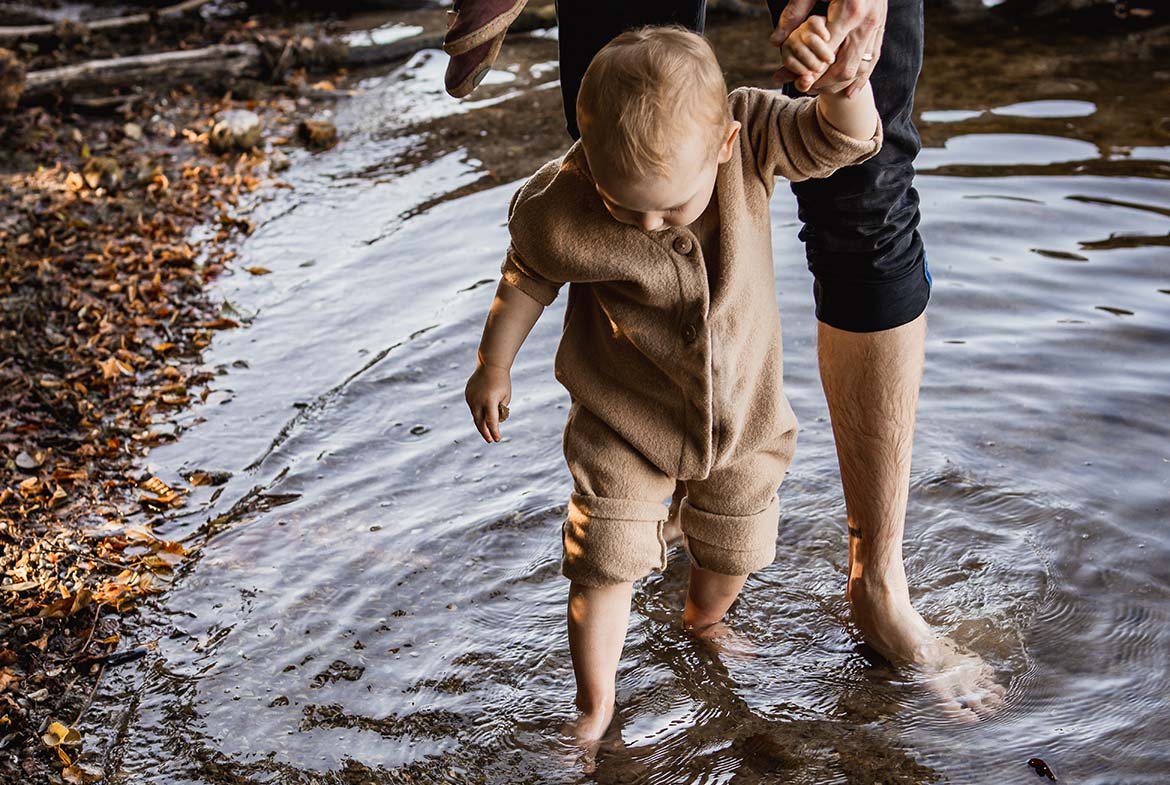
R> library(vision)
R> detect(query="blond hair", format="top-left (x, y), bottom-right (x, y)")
top-left (576, 26), bottom-right (731, 178)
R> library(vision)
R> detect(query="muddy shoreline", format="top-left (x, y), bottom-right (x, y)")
top-left (0, 4), bottom-right (409, 781)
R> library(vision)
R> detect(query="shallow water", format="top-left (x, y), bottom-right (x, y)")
top-left (81, 15), bottom-right (1170, 785)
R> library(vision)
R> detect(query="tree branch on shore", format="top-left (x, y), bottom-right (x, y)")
top-left (11, 5), bottom-right (557, 106)
top-left (0, 0), bottom-right (213, 44)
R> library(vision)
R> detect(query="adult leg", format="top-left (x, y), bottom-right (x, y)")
top-left (817, 311), bottom-right (931, 662)
top-left (555, 0), bottom-right (707, 140)
top-left (768, 0), bottom-right (1003, 719)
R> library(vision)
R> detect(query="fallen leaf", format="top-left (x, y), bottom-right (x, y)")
top-left (0, 668), bottom-right (20, 693)
top-left (98, 356), bottom-right (134, 380)
top-left (42, 721), bottom-right (82, 748)
top-left (62, 762), bottom-right (103, 784)
top-left (1, 580), bottom-right (42, 592)
top-left (139, 476), bottom-right (173, 496)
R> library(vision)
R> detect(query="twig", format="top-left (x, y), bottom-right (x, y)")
top-left (0, 0), bottom-right (213, 44)
top-left (71, 661), bottom-right (105, 727)
top-left (65, 602), bottom-right (106, 667)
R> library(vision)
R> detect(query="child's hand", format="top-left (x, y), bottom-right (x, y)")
top-left (779, 16), bottom-right (840, 94)
top-left (465, 363), bottom-right (511, 443)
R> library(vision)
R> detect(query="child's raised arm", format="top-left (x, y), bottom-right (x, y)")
top-left (815, 82), bottom-right (879, 143)
top-left (465, 279), bottom-right (545, 443)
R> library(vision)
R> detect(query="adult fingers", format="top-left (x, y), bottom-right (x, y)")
top-left (824, 33), bottom-right (866, 87)
top-left (822, 0), bottom-right (883, 78)
top-left (824, 0), bottom-right (868, 49)
top-left (845, 22), bottom-right (884, 97)
top-left (769, 0), bottom-right (817, 47)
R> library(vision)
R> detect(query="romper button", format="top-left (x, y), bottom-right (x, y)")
top-left (673, 235), bottom-right (693, 255)
top-left (682, 323), bottom-right (698, 343)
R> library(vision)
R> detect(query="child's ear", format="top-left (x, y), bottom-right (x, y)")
top-left (718, 121), bottom-right (741, 164)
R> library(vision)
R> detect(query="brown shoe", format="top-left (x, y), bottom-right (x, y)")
top-left (444, 29), bottom-right (506, 98)
top-left (442, 0), bottom-right (528, 56)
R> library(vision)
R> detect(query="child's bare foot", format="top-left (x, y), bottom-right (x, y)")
top-left (562, 703), bottom-right (614, 744)
top-left (686, 618), bottom-right (759, 662)
top-left (558, 703), bottom-right (615, 774)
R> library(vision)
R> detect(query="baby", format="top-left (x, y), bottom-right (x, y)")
top-left (465, 20), bottom-right (881, 745)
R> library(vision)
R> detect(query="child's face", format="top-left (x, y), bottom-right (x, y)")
top-left (588, 120), bottom-right (741, 234)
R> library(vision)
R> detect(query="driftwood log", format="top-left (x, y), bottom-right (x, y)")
top-left (14, 5), bottom-right (557, 104)
top-left (0, 0), bottom-right (213, 44)
top-left (22, 42), bottom-right (257, 100)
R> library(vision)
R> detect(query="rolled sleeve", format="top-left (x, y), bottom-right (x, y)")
top-left (500, 243), bottom-right (563, 306)
top-left (732, 87), bottom-right (884, 186)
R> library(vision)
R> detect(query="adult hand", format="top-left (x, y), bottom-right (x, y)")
top-left (769, 0), bottom-right (888, 98)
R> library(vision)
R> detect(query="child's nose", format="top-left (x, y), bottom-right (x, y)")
top-left (641, 214), bottom-right (663, 232)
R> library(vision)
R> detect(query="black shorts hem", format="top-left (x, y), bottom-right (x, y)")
top-left (813, 252), bottom-right (932, 333)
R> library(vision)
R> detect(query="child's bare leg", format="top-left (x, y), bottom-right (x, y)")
top-left (564, 579), bottom-right (632, 744)
top-left (683, 565), bottom-right (747, 630)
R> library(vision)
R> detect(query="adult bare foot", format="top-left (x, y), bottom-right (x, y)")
top-left (850, 579), bottom-right (1006, 723)
top-left (908, 637), bottom-right (1007, 723)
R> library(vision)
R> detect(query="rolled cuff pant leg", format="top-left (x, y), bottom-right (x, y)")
top-left (680, 494), bottom-right (780, 576)
top-left (561, 402), bottom-right (677, 587)
top-left (679, 425), bottom-right (796, 576)
top-left (561, 492), bottom-right (670, 587)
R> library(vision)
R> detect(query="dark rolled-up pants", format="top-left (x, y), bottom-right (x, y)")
top-left (553, 0), bottom-right (932, 332)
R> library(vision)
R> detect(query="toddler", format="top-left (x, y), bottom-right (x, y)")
top-left (464, 20), bottom-right (881, 746)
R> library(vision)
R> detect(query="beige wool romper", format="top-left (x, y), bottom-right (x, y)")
top-left (500, 87), bottom-right (884, 586)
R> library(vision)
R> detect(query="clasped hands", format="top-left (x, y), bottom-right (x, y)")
top-left (770, 0), bottom-right (888, 96)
